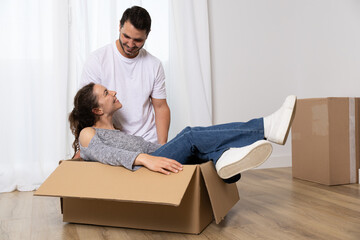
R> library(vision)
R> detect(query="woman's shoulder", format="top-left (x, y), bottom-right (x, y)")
top-left (79, 127), bottom-right (96, 147)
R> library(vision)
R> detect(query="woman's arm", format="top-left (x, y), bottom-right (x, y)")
top-left (80, 127), bottom-right (141, 170)
top-left (79, 128), bottom-right (182, 174)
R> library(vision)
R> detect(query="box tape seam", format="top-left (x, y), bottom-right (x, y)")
top-left (349, 97), bottom-right (356, 183)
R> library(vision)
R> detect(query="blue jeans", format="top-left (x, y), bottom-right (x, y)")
top-left (151, 118), bottom-right (264, 165)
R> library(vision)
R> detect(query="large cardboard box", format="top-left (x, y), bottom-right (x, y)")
top-left (291, 98), bottom-right (360, 185)
top-left (34, 160), bottom-right (239, 234)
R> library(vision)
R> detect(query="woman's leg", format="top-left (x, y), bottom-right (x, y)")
top-left (151, 118), bottom-right (264, 164)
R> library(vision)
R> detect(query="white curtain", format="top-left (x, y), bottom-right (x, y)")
top-left (167, 0), bottom-right (213, 138)
top-left (0, 0), bottom-right (212, 193)
top-left (0, 0), bottom-right (69, 192)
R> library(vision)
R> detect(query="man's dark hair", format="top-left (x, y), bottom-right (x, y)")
top-left (120, 6), bottom-right (151, 35)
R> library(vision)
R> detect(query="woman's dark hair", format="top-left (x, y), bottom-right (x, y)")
top-left (120, 6), bottom-right (151, 35)
top-left (68, 83), bottom-right (99, 157)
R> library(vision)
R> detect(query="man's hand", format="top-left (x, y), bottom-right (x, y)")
top-left (134, 153), bottom-right (183, 175)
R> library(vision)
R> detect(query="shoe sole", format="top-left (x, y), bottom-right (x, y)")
top-left (217, 142), bottom-right (273, 179)
top-left (279, 97), bottom-right (297, 145)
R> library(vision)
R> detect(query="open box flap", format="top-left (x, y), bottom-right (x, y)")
top-left (200, 161), bottom-right (240, 224)
top-left (35, 161), bottom-right (197, 206)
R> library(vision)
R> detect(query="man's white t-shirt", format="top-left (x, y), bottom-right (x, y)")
top-left (81, 42), bottom-right (167, 143)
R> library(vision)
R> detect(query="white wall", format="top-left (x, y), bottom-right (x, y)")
top-left (208, 0), bottom-right (360, 168)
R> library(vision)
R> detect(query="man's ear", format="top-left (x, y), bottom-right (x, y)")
top-left (92, 108), bottom-right (103, 116)
top-left (146, 29), bottom-right (150, 39)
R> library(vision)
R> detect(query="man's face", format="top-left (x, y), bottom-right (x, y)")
top-left (118, 21), bottom-right (148, 58)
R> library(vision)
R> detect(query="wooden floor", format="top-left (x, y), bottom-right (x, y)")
top-left (1, 167), bottom-right (360, 240)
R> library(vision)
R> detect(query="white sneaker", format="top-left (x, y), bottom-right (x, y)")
top-left (215, 140), bottom-right (273, 179)
top-left (264, 95), bottom-right (297, 145)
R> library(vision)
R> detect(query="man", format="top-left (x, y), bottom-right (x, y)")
top-left (80, 6), bottom-right (170, 147)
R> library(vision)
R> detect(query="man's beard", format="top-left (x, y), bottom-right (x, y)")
top-left (119, 35), bottom-right (144, 57)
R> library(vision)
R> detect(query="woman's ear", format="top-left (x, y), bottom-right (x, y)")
top-left (92, 108), bottom-right (103, 116)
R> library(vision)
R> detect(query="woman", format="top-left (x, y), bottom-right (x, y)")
top-left (69, 83), bottom-right (296, 182)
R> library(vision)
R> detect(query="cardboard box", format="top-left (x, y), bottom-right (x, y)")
top-left (291, 98), bottom-right (360, 185)
top-left (34, 160), bottom-right (239, 234)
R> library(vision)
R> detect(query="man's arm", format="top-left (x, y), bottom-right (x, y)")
top-left (151, 98), bottom-right (170, 145)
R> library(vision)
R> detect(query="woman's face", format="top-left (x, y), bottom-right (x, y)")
top-left (93, 84), bottom-right (122, 115)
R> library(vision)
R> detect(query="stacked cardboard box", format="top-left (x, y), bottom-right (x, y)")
top-left (35, 160), bottom-right (239, 234)
top-left (291, 98), bottom-right (360, 185)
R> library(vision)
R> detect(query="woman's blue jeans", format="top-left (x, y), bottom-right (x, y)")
top-left (151, 118), bottom-right (264, 165)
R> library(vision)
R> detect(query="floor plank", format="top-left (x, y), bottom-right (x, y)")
top-left (1, 167), bottom-right (360, 240)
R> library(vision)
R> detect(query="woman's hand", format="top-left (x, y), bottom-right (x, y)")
top-left (134, 154), bottom-right (183, 175)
